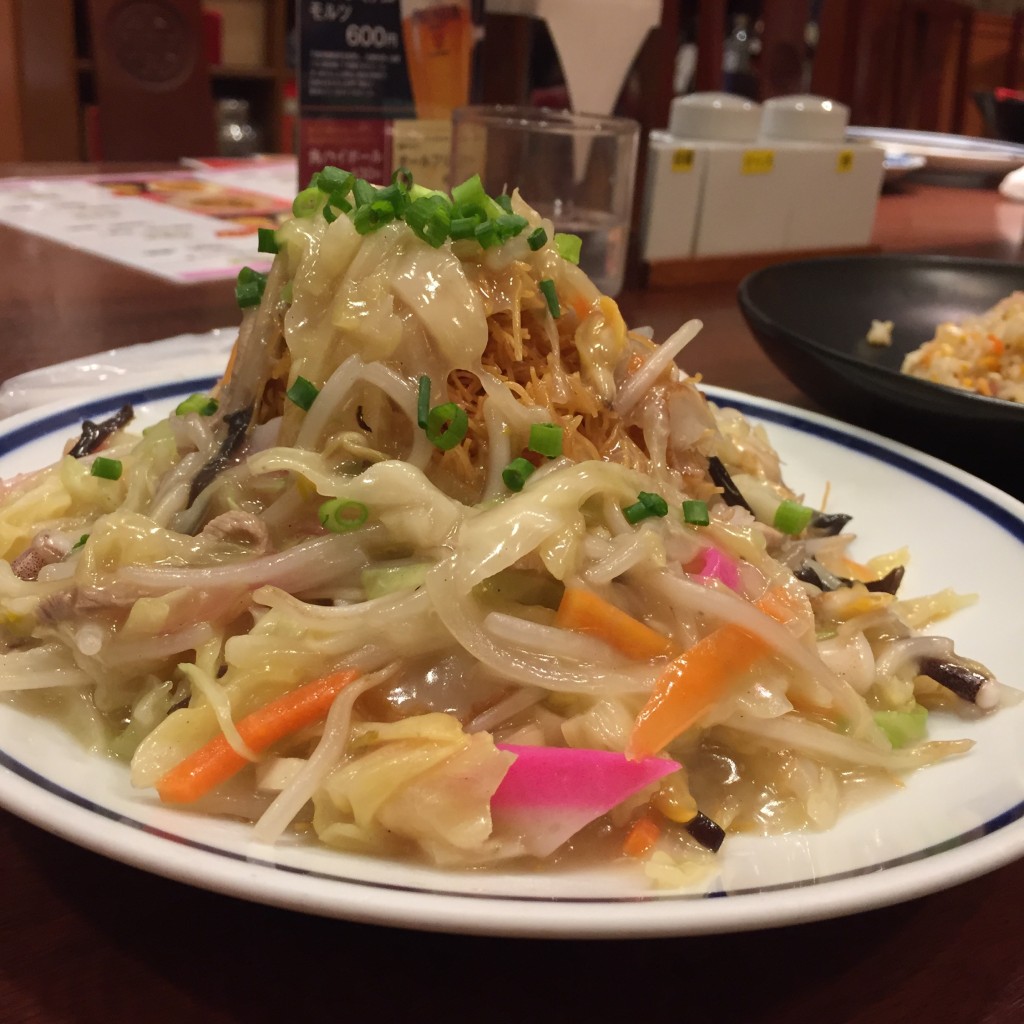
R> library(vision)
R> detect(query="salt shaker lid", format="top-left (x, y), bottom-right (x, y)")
top-left (760, 94), bottom-right (850, 142)
top-left (669, 92), bottom-right (761, 141)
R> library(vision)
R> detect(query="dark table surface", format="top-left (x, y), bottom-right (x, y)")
top-left (1, 165), bottom-right (1023, 1024)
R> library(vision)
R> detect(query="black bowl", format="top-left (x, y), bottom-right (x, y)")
top-left (974, 90), bottom-right (1024, 144)
top-left (738, 254), bottom-right (1024, 498)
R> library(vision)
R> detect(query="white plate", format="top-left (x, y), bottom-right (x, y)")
top-left (0, 329), bottom-right (236, 419)
top-left (848, 126), bottom-right (1024, 176)
top-left (882, 152), bottom-right (927, 182)
top-left (1, 376), bottom-right (1023, 938)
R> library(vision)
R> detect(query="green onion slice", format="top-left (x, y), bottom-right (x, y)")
top-left (405, 195), bottom-right (452, 248)
top-left (527, 226), bottom-right (548, 251)
top-left (493, 213), bottom-right (528, 241)
top-left (352, 204), bottom-right (381, 235)
top-left (682, 499), bottom-right (710, 526)
top-left (502, 457), bottom-right (535, 492)
top-left (314, 166), bottom-right (354, 196)
top-left (425, 402), bottom-right (469, 451)
top-left (330, 191), bottom-right (353, 214)
top-left (416, 376), bottom-right (431, 429)
top-left (175, 394), bottom-right (219, 417)
top-left (257, 227), bottom-right (279, 254)
top-left (554, 232), bottom-right (582, 264)
top-left (286, 376), bottom-right (320, 412)
top-left (474, 219), bottom-right (500, 248)
top-left (318, 498), bottom-right (369, 533)
top-left (292, 186), bottom-right (321, 218)
top-left (235, 281), bottom-right (262, 308)
top-left (72, 534), bottom-right (89, 551)
top-left (528, 422), bottom-right (563, 459)
top-left (774, 499), bottom-right (815, 535)
top-left (91, 456), bottom-right (123, 481)
top-left (375, 182), bottom-right (409, 215)
top-left (539, 278), bottom-right (560, 318)
top-left (451, 174), bottom-right (488, 209)
top-left (353, 178), bottom-right (377, 207)
top-left (286, 169), bottom-right (543, 249)
top-left (235, 266), bottom-right (267, 308)
top-left (392, 167), bottom-right (414, 191)
top-left (623, 491), bottom-right (669, 524)
top-left (449, 215), bottom-right (480, 240)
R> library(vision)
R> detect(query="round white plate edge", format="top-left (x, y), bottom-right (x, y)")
top-left (4, 757), bottom-right (1023, 939)
top-left (0, 380), bottom-right (1022, 938)
top-left (847, 127), bottom-right (1024, 174)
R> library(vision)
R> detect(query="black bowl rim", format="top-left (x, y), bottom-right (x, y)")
top-left (737, 253), bottom-right (1024, 420)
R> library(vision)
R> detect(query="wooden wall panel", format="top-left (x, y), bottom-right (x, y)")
top-left (15, 0), bottom-right (80, 159)
top-left (0, 0), bottom-right (80, 161)
top-left (0, 0), bottom-right (27, 161)
top-left (961, 11), bottom-right (1014, 137)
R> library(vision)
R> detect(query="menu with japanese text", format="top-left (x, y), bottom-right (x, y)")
top-left (298, 0), bottom-right (482, 190)
top-left (0, 158), bottom-right (298, 284)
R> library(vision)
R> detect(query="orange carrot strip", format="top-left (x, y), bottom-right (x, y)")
top-left (754, 585), bottom-right (802, 625)
top-left (627, 626), bottom-right (767, 760)
top-left (555, 587), bottom-right (677, 661)
top-left (626, 592), bottom-right (792, 760)
top-left (570, 294), bottom-right (593, 321)
top-left (623, 814), bottom-right (662, 858)
top-left (215, 334), bottom-right (241, 395)
top-left (156, 668), bottom-right (361, 804)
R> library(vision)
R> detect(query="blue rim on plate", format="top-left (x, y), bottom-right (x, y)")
top-left (0, 380), bottom-right (1022, 937)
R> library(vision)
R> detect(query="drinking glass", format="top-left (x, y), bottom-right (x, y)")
top-left (450, 105), bottom-right (640, 295)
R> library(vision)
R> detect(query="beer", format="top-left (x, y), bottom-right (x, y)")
top-left (400, 1), bottom-right (472, 120)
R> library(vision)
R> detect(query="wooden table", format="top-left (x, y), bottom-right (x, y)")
top-left (1, 168), bottom-right (1023, 1024)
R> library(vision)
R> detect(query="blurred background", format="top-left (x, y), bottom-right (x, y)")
top-left (2, 0), bottom-right (1024, 167)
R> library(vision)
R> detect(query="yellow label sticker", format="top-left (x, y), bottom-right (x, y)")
top-left (741, 149), bottom-right (774, 175)
top-left (671, 148), bottom-right (695, 173)
top-left (837, 149), bottom-right (855, 173)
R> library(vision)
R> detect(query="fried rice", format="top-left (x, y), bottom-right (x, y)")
top-left (901, 291), bottom-right (1024, 402)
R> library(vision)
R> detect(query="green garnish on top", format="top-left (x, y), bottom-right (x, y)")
top-left (90, 457), bottom-right (123, 481)
top-left (235, 266), bottom-right (267, 308)
top-left (175, 394), bottom-right (219, 417)
top-left (682, 499), bottom-right (710, 526)
top-left (269, 167), bottom-right (586, 257)
top-left (528, 423), bottom-right (563, 459)
top-left (774, 499), bottom-right (815, 535)
top-left (623, 491), bottom-right (669, 525)
top-left (286, 376), bottom-right (320, 412)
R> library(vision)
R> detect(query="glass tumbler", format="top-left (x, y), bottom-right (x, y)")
top-left (450, 105), bottom-right (640, 295)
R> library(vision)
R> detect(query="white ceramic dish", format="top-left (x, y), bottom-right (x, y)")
top-left (0, 330), bottom-right (236, 419)
top-left (847, 126), bottom-right (1024, 176)
top-left (0, 376), bottom-right (1022, 938)
top-left (882, 152), bottom-right (927, 182)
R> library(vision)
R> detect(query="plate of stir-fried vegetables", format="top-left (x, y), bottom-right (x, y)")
top-left (0, 170), bottom-right (1021, 937)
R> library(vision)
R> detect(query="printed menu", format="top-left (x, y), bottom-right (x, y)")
top-left (0, 158), bottom-right (298, 284)
top-left (298, 0), bottom-right (482, 191)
